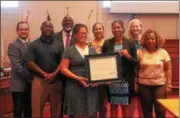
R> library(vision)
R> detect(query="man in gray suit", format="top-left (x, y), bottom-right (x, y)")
top-left (8, 21), bottom-right (32, 118)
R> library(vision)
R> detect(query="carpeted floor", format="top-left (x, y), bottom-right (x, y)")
top-left (43, 93), bottom-right (178, 118)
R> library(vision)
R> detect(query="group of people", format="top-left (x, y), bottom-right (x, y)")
top-left (8, 13), bottom-right (172, 118)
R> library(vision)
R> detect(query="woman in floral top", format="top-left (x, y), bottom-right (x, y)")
top-left (136, 29), bottom-right (172, 118)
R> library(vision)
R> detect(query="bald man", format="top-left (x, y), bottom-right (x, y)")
top-left (54, 15), bottom-right (76, 48)
top-left (53, 15), bottom-right (77, 117)
top-left (28, 21), bottom-right (64, 117)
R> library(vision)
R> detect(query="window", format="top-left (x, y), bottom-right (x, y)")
top-left (1, 1), bottom-right (19, 8)
top-left (103, 1), bottom-right (111, 8)
top-left (110, 1), bottom-right (179, 13)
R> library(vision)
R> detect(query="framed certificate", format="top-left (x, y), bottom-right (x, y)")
top-left (85, 53), bottom-right (122, 84)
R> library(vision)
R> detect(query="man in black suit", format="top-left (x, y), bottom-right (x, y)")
top-left (53, 15), bottom-right (76, 117)
top-left (8, 21), bottom-right (32, 118)
top-left (53, 15), bottom-right (76, 48)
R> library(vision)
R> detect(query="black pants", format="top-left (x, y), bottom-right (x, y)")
top-left (12, 84), bottom-right (31, 118)
top-left (98, 85), bottom-right (108, 118)
top-left (138, 84), bottom-right (167, 118)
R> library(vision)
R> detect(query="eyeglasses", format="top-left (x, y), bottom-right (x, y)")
top-left (18, 28), bottom-right (29, 31)
top-left (78, 32), bottom-right (88, 35)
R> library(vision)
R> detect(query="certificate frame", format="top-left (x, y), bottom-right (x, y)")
top-left (85, 53), bottom-right (122, 85)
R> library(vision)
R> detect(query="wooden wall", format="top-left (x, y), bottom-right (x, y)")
top-left (0, 77), bottom-right (13, 117)
top-left (163, 39), bottom-right (179, 88)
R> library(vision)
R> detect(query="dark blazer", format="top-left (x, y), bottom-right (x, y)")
top-left (53, 30), bottom-right (76, 79)
top-left (102, 37), bottom-right (138, 89)
top-left (53, 30), bottom-right (76, 51)
top-left (8, 38), bottom-right (32, 92)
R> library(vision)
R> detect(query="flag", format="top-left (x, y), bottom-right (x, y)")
top-left (47, 10), bottom-right (51, 21)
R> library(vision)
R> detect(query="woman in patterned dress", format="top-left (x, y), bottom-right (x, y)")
top-left (136, 29), bottom-right (172, 118)
top-left (102, 20), bottom-right (138, 117)
top-left (89, 22), bottom-right (105, 54)
top-left (88, 22), bottom-right (108, 118)
top-left (127, 19), bottom-right (143, 117)
top-left (59, 23), bottom-right (99, 117)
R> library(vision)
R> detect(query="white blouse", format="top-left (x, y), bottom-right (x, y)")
top-left (75, 45), bottom-right (89, 58)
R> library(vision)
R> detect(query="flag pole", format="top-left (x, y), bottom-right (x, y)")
top-left (47, 10), bottom-right (51, 21)
top-left (87, 10), bottom-right (94, 42)
top-left (66, 7), bottom-right (70, 16)
top-left (25, 10), bottom-right (31, 42)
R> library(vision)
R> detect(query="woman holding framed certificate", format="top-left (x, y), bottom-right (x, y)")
top-left (88, 22), bottom-right (108, 118)
top-left (102, 20), bottom-right (138, 117)
top-left (59, 23), bottom-right (99, 117)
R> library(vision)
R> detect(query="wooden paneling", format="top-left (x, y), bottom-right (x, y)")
top-left (0, 77), bottom-right (13, 117)
top-left (0, 77), bottom-right (50, 117)
top-left (163, 39), bottom-right (179, 88)
top-left (154, 15), bottom-right (177, 39)
top-left (137, 14), bottom-right (178, 39)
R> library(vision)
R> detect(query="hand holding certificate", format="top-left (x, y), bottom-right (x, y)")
top-left (85, 53), bottom-right (122, 85)
top-left (77, 76), bottom-right (88, 87)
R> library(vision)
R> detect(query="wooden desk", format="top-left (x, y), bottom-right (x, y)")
top-left (157, 99), bottom-right (179, 118)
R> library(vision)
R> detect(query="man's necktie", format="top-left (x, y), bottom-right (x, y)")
top-left (24, 42), bottom-right (28, 48)
top-left (65, 33), bottom-right (70, 49)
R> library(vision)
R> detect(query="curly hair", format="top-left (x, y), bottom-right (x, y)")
top-left (141, 29), bottom-right (165, 49)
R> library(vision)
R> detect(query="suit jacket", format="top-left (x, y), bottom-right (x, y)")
top-left (53, 30), bottom-right (76, 51)
top-left (102, 37), bottom-right (138, 86)
top-left (8, 38), bottom-right (32, 92)
top-left (53, 30), bottom-right (76, 80)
